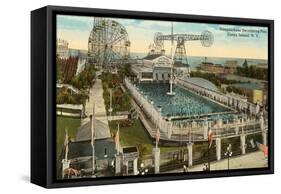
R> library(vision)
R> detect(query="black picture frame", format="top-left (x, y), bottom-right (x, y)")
top-left (31, 5), bottom-right (274, 188)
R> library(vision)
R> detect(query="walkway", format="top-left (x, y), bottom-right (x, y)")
top-left (82, 78), bottom-right (111, 139)
top-left (166, 151), bottom-right (268, 173)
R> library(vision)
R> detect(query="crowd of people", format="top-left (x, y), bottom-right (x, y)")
top-left (137, 83), bottom-right (231, 118)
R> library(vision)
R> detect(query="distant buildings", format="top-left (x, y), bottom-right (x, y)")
top-left (224, 60), bottom-right (238, 74)
top-left (255, 63), bottom-right (268, 69)
top-left (199, 62), bottom-right (225, 73)
top-left (57, 38), bottom-right (69, 59)
top-left (231, 83), bottom-right (265, 104)
top-left (198, 58), bottom-right (268, 105)
top-left (57, 38), bottom-right (88, 59)
top-left (57, 38), bottom-right (87, 79)
top-left (199, 60), bottom-right (238, 74)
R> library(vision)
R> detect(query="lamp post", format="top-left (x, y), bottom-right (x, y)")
top-left (108, 88), bottom-right (113, 121)
top-left (224, 144), bottom-right (232, 170)
top-left (206, 121), bottom-right (211, 172)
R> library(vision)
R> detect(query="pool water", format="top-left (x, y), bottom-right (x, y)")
top-left (137, 83), bottom-right (233, 118)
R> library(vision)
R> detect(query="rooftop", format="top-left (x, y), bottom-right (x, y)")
top-left (182, 77), bottom-right (219, 92)
top-left (142, 54), bottom-right (163, 60)
top-left (67, 138), bottom-right (116, 160)
top-left (174, 61), bottom-right (189, 67)
top-left (232, 83), bottom-right (264, 90)
top-left (76, 118), bottom-right (111, 141)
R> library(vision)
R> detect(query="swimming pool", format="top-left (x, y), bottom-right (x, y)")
top-left (136, 83), bottom-right (234, 119)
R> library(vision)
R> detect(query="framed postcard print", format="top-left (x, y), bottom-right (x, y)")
top-left (31, 5), bottom-right (274, 188)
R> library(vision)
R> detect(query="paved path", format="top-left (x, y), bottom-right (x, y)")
top-left (166, 151), bottom-right (268, 173)
top-left (83, 78), bottom-right (111, 139)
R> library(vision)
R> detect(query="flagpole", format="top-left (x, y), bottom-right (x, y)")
top-left (156, 130), bottom-right (158, 149)
top-left (117, 123), bottom-right (120, 154)
top-left (208, 131), bottom-right (210, 171)
top-left (91, 101), bottom-right (96, 174)
top-left (207, 124), bottom-right (210, 171)
top-left (90, 114), bottom-right (95, 174)
top-left (64, 128), bottom-right (69, 161)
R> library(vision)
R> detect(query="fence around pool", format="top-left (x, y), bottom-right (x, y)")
top-left (124, 77), bottom-right (268, 142)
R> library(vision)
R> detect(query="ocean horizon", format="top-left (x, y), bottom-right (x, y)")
top-left (130, 52), bottom-right (268, 70)
top-left (66, 48), bottom-right (268, 70)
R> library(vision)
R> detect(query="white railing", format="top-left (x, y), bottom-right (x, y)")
top-left (124, 77), bottom-right (267, 141)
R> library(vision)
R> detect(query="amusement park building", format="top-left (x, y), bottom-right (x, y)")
top-left (61, 116), bottom-right (141, 178)
top-left (61, 117), bottom-right (116, 178)
top-left (131, 54), bottom-right (189, 82)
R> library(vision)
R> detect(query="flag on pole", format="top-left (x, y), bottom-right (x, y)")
top-left (115, 124), bottom-right (120, 154)
top-left (209, 128), bottom-right (213, 148)
top-left (156, 128), bottom-right (160, 148)
top-left (91, 101), bottom-right (96, 172)
top-left (64, 128), bottom-right (69, 147)
top-left (256, 141), bottom-right (268, 156)
top-left (64, 128), bottom-right (69, 160)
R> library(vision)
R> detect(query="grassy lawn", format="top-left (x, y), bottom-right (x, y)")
top-left (109, 119), bottom-right (181, 156)
top-left (56, 116), bottom-right (81, 162)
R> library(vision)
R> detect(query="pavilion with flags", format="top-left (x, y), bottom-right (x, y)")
top-left (60, 113), bottom-right (116, 178)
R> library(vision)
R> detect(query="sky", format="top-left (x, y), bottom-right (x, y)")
top-left (57, 15), bottom-right (268, 59)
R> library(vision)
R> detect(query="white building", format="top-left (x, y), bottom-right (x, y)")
top-left (57, 38), bottom-right (69, 59)
top-left (131, 54), bottom-right (189, 82)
